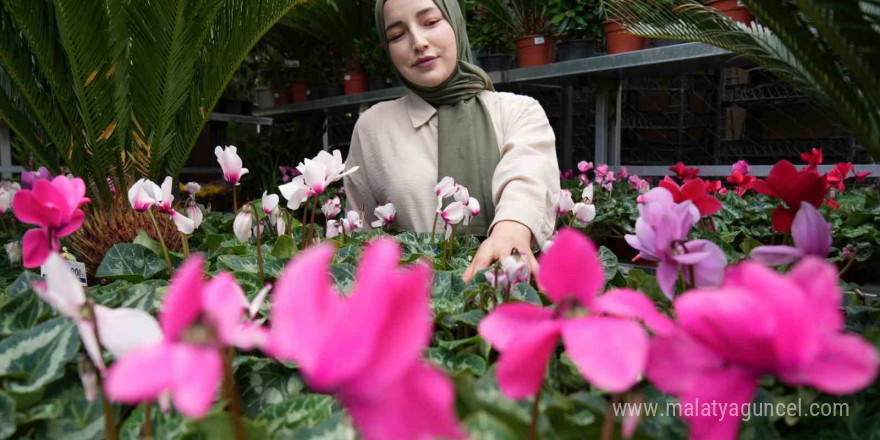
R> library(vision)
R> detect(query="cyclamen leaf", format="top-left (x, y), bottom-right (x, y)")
top-left (96, 244), bottom-right (167, 282)
top-left (0, 271), bottom-right (51, 336)
top-left (463, 411), bottom-right (519, 440)
top-left (119, 404), bottom-right (189, 440)
top-left (257, 394), bottom-right (337, 439)
top-left (31, 380), bottom-right (109, 440)
top-left (234, 356), bottom-right (305, 417)
top-left (0, 317), bottom-right (79, 393)
top-left (0, 392), bottom-right (14, 440)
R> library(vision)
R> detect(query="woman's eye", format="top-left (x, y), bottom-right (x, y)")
top-left (388, 32), bottom-right (404, 41)
top-left (426, 19), bottom-right (441, 26)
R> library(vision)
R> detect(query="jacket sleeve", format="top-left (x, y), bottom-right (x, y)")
top-left (489, 96), bottom-right (560, 248)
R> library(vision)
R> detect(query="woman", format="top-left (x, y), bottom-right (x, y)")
top-left (344, 0), bottom-right (560, 282)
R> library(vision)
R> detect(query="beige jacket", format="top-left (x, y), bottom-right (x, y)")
top-left (343, 90), bottom-right (560, 246)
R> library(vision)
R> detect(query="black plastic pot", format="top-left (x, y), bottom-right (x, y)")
top-left (368, 76), bottom-right (387, 91)
top-left (556, 40), bottom-right (598, 61)
top-left (477, 54), bottom-right (512, 72)
top-left (322, 84), bottom-right (345, 98)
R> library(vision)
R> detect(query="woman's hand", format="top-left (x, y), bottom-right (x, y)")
top-left (462, 220), bottom-right (539, 283)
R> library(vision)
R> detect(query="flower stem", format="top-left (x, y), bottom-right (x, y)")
top-left (180, 234), bottom-right (190, 258)
top-left (528, 386), bottom-right (543, 440)
top-left (142, 403), bottom-right (152, 439)
top-left (249, 204), bottom-right (265, 285)
top-left (147, 210), bottom-right (174, 277)
top-left (222, 348), bottom-right (248, 440)
top-left (87, 303), bottom-right (118, 440)
top-left (430, 212), bottom-right (439, 244)
top-left (839, 254), bottom-right (857, 278)
top-left (600, 395), bottom-right (621, 440)
top-left (232, 186), bottom-right (238, 214)
top-left (568, 214), bottom-right (575, 228)
top-left (305, 197), bottom-right (318, 248)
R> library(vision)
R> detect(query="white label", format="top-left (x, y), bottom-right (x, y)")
top-left (283, 59), bottom-right (300, 68)
top-left (534, 36), bottom-right (545, 45)
top-left (344, 74), bottom-right (351, 81)
top-left (41, 261), bottom-right (88, 286)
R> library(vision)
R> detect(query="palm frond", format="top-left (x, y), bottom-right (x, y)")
top-left (603, 0), bottom-right (880, 159)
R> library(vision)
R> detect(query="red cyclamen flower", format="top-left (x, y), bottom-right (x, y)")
top-left (658, 176), bottom-right (722, 217)
top-left (800, 147), bottom-right (823, 169)
top-left (751, 160), bottom-right (825, 233)
top-left (668, 162), bottom-right (700, 181)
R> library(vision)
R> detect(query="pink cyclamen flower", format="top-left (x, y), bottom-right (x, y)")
top-left (732, 160), bottom-right (750, 176)
top-left (322, 196), bottom-right (342, 220)
top-left (441, 201), bottom-right (465, 239)
top-left (647, 258), bottom-right (879, 440)
top-left (628, 175), bottom-right (650, 192)
top-left (105, 256), bottom-right (265, 417)
top-left (750, 201), bottom-right (831, 266)
top-left (20, 167), bottom-right (53, 190)
top-left (479, 229), bottom-right (674, 399)
top-left (578, 161), bottom-right (593, 173)
top-left (371, 202), bottom-right (396, 228)
top-left (215, 145), bottom-right (249, 185)
top-left (296, 150), bottom-right (359, 196)
top-left (618, 166), bottom-right (628, 180)
top-left (602, 171), bottom-right (615, 192)
top-left (594, 164), bottom-right (609, 183)
top-left (13, 176), bottom-right (90, 268)
top-left (268, 239), bottom-right (464, 440)
top-left (34, 253), bottom-right (162, 371)
top-left (262, 191), bottom-right (280, 215)
top-left (624, 188), bottom-right (726, 298)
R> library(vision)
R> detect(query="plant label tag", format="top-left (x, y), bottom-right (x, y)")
top-left (534, 36), bottom-right (545, 45)
top-left (283, 59), bottom-right (300, 68)
top-left (344, 74), bottom-right (351, 81)
top-left (41, 261), bottom-right (88, 287)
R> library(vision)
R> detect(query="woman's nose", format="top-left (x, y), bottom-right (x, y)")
top-left (412, 33), bottom-right (429, 52)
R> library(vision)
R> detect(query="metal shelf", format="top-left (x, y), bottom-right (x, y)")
top-left (254, 43), bottom-right (733, 117)
top-left (208, 112), bottom-right (273, 125)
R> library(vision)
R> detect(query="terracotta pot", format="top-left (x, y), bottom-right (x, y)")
top-left (344, 70), bottom-right (368, 95)
top-left (707, 0), bottom-right (753, 23)
top-left (291, 80), bottom-right (308, 103)
top-left (273, 89), bottom-right (292, 107)
top-left (604, 21), bottom-right (647, 54)
top-left (515, 35), bottom-right (553, 68)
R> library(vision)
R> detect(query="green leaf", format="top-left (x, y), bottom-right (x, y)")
top-left (510, 283), bottom-right (543, 305)
top-left (0, 317), bottom-right (79, 393)
top-left (0, 271), bottom-right (51, 336)
top-left (31, 380), bottom-right (110, 440)
top-left (286, 411), bottom-right (356, 439)
top-left (257, 394), bottom-right (337, 439)
top-left (133, 229), bottom-right (164, 257)
top-left (598, 246), bottom-right (619, 282)
top-left (330, 264), bottom-right (357, 294)
top-left (96, 244), bottom-right (167, 282)
top-left (395, 231), bottom-right (442, 260)
top-left (463, 411), bottom-right (519, 440)
top-left (442, 309), bottom-right (485, 329)
top-left (234, 356), bottom-right (305, 417)
top-left (118, 280), bottom-right (168, 313)
top-left (84, 280), bottom-right (131, 308)
top-left (270, 234), bottom-right (298, 259)
top-left (550, 13), bottom-right (566, 24)
top-left (119, 404), bottom-right (189, 440)
top-left (433, 270), bottom-right (467, 301)
top-left (0, 392), bottom-right (14, 440)
top-left (215, 254), bottom-right (285, 279)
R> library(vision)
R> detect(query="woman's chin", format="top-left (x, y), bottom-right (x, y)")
top-left (403, 68), bottom-right (454, 88)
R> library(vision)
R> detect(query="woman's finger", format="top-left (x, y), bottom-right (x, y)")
top-left (463, 242), bottom-right (498, 283)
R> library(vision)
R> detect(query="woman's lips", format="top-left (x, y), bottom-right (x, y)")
top-left (415, 57), bottom-right (437, 68)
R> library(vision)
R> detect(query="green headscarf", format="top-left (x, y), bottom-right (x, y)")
top-left (374, 0), bottom-right (500, 236)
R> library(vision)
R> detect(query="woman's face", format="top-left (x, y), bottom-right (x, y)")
top-left (383, 0), bottom-right (457, 88)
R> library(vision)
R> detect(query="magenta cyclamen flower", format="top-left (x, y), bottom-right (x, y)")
top-left (479, 229), bottom-right (674, 399)
top-left (13, 176), bottom-right (90, 268)
top-left (268, 239), bottom-right (464, 440)
top-left (624, 188), bottom-right (726, 298)
top-left (105, 256), bottom-right (266, 417)
top-left (750, 201), bottom-right (831, 266)
top-left (647, 258), bottom-right (879, 440)
top-left (20, 166), bottom-right (53, 189)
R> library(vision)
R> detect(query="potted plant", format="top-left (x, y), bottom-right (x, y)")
top-left (705, 0), bottom-right (753, 24)
top-left (467, 1), bottom-right (515, 71)
top-left (355, 36), bottom-right (393, 91)
top-left (547, 0), bottom-right (603, 61)
top-left (477, 0), bottom-right (554, 68)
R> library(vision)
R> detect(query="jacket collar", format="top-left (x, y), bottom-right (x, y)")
top-left (405, 91), bottom-right (437, 128)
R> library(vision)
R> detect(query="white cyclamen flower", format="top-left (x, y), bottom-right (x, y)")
top-left (233, 211), bottom-right (253, 243)
top-left (170, 210), bottom-right (195, 234)
top-left (371, 202), bottom-right (396, 228)
top-left (215, 145), bottom-right (249, 185)
top-left (127, 178), bottom-right (161, 212)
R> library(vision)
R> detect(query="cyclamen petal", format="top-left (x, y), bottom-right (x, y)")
top-left (94, 305), bottom-right (163, 359)
top-left (170, 344), bottom-right (223, 418)
top-left (215, 146), bottom-right (248, 185)
top-left (562, 317), bottom-right (648, 392)
top-left (105, 343), bottom-right (174, 404)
